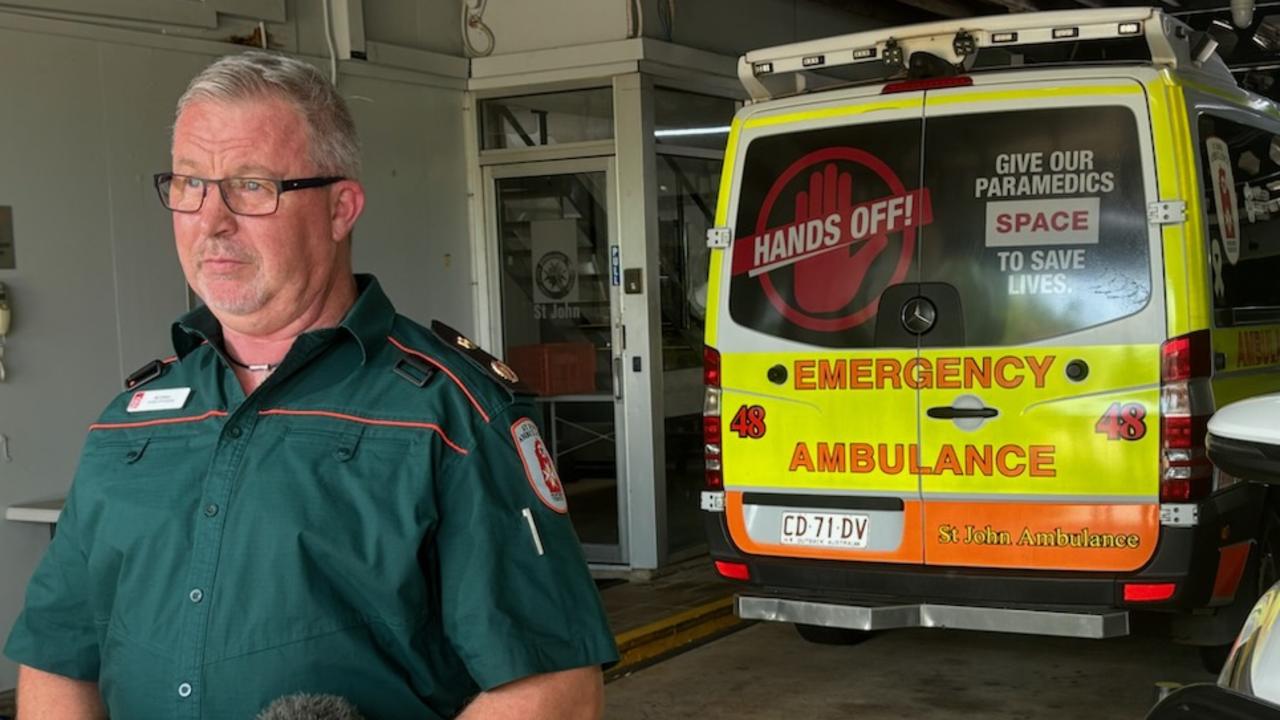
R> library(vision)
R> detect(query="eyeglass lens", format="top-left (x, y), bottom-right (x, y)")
top-left (161, 175), bottom-right (279, 216)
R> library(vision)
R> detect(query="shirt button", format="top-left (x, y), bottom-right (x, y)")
top-left (189, 588), bottom-right (203, 604)
top-left (204, 504), bottom-right (219, 518)
top-left (178, 682), bottom-right (192, 698)
top-left (227, 426), bottom-right (242, 439)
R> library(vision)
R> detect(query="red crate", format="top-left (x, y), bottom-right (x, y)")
top-left (507, 343), bottom-right (598, 396)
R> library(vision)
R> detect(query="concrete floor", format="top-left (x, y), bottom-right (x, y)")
top-left (600, 560), bottom-right (735, 634)
top-left (605, 621), bottom-right (1217, 719)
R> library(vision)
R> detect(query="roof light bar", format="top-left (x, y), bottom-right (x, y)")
top-left (736, 8), bottom-right (1211, 102)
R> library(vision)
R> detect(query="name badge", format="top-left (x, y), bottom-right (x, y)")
top-left (126, 388), bottom-right (192, 413)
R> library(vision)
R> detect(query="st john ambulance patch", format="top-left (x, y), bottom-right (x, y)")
top-left (511, 417), bottom-right (568, 514)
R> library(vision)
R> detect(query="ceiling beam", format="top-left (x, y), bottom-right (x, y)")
top-left (973, 0), bottom-right (1041, 11)
top-left (890, 0), bottom-right (976, 18)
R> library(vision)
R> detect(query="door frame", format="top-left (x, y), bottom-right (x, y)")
top-left (483, 156), bottom-right (630, 565)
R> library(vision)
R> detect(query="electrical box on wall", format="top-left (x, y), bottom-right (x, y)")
top-left (329, 0), bottom-right (367, 60)
top-left (0, 206), bottom-right (14, 269)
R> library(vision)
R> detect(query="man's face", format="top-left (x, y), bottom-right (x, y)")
top-left (171, 96), bottom-right (350, 330)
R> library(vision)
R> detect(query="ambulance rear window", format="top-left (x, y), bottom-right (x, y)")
top-left (919, 105), bottom-right (1151, 346)
top-left (727, 104), bottom-right (1151, 348)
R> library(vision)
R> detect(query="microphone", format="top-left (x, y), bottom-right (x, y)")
top-left (255, 693), bottom-right (367, 720)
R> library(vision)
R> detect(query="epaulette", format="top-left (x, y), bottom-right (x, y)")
top-left (430, 320), bottom-right (536, 397)
top-left (124, 358), bottom-right (172, 390)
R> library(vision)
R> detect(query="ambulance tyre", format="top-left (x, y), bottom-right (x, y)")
top-left (794, 623), bottom-right (876, 646)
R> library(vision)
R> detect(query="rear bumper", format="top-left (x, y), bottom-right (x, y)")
top-left (736, 595), bottom-right (1129, 638)
top-left (706, 481), bottom-right (1267, 612)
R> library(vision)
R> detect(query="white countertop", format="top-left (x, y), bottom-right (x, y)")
top-left (5, 498), bottom-right (64, 524)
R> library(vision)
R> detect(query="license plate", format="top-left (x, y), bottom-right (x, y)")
top-left (780, 511), bottom-right (870, 549)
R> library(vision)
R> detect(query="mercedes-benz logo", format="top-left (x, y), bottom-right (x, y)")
top-left (901, 297), bottom-right (937, 335)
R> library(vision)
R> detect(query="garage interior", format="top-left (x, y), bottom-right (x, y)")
top-left (0, 0), bottom-right (1277, 714)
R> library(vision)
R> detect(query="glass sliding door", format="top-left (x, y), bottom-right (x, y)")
top-left (490, 159), bottom-right (626, 563)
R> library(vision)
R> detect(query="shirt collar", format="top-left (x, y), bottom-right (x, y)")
top-left (171, 274), bottom-right (396, 364)
top-left (340, 274), bottom-right (396, 362)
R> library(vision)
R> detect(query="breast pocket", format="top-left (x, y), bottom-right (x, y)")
top-left (75, 431), bottom-right (214, 637)
top-left (277, 426), bottom-right (420, 506)
top-left (223, 426), bottom-right (430, 652)
top-left (81, 432), bottom-right (210, 510)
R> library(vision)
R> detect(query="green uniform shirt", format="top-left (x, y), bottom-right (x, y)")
top-left (4, 275), bottom-right (618, 719)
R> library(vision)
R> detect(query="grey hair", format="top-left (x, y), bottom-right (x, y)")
top-left (176, 51), bottom-right (361, 178)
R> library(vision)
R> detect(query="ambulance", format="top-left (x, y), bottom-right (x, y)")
top-left (700, 7), bottom-right (1280, 666)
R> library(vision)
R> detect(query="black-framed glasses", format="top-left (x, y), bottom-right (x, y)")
top-left (153, 173), bottom-right (344, 216)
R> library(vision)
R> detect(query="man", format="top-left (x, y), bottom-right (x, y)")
top-left (4, 51), bottom-right (617, 719)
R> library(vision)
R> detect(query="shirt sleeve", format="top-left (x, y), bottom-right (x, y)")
top-left (4, 486), bottom-right (101, 681)
top-left (434, 401), bottom-right (619, 690)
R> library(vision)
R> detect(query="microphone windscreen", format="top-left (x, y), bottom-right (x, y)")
top-left (255, 693), bottom-right (366, 720)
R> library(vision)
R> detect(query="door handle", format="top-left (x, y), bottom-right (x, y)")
top-left (613, 357), bottom-right (623, 400)
top-left (926, 406), bottom-right (998, 420)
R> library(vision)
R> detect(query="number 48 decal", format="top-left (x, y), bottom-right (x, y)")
top-left (1095, 402), bottom-right (1148, 441)
top-left (730, 405), bottom-right (767, 439)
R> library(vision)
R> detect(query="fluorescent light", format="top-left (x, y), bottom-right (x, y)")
top-left (1213, 19), bottom-right (1234, 30)
top-left (1053, 27), bottom-right (1080, 39)
top-left (655, 126), bottom-right (732, 138)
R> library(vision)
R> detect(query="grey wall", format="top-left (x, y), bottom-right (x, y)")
top-left (0, 4), bottom-right (469, 689)
top-left (478, 0), bottom-right (897, 57)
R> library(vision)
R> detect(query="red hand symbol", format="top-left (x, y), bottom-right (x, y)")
top-left (792, 163), bottom-right (890, 314)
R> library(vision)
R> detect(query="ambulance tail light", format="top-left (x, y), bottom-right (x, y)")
top-left (1123, 582), bottom-right (1177, 603)
top-left (704, 346), bottom-right (721, 388)
top-left (704, 346), bottom-right (723, 489)
top-left (714, 560), bottom-right (751, 582)
top-left (1159, 331), bottom-right (1214, 503)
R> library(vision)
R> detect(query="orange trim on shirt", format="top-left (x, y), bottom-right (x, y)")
top-left (386, 336), bottom-right (491, 423)
top-left (90, 410), bottom-right (228, 431)
top-left (258, 408), bottom-right (468, 455)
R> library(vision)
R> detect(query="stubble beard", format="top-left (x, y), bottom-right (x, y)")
top-left (191, 240), bottom-right (268, 316)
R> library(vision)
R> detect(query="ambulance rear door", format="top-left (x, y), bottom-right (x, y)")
top-left (715, 89), bottom-right (929, 565)
top-left (913, 78), bottom-right (1165, 572)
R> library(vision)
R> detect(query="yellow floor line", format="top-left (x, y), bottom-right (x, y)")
top-left (608, 596), bottom-right (746, 678)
